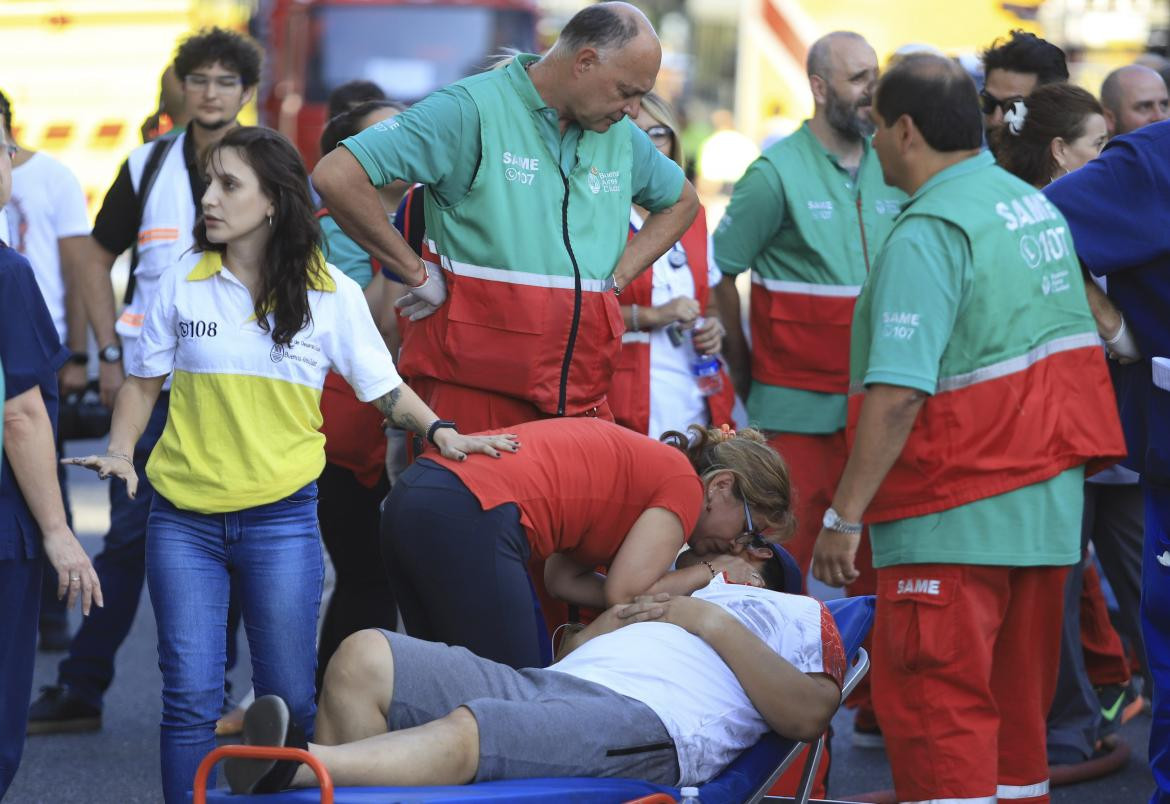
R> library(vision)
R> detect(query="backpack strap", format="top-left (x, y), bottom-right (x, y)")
top-left (124, 134), bottom-right (180, 304)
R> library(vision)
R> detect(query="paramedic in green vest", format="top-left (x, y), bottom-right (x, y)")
top-left (711, 31), bottom-right (905, 584)
top-left (711, 31), bottom-right (904, 743)
top-left (312, 2), bottom-right (698, 433)
top-left (810, 54), bottom-right (1127, 804)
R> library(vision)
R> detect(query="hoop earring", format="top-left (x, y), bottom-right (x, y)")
top-left (267, 213), bottom-right (274, 227)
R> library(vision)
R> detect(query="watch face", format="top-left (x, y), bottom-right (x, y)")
top-left (100, 345), bottom-right (122, 363)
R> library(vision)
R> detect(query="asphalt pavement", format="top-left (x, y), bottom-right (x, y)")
top-left (3, 440), bottom-right (1158, 802)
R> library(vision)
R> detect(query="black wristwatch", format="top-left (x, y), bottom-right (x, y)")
top-left (426, 419), bottom-right (458, 447)
top-left (98, 343), bottom-right (123, 364)
top-left (67, 352), bottom-right (89, 367)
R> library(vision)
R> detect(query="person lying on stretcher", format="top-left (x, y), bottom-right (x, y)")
top-left (224, 567), bottom-right (846, 795)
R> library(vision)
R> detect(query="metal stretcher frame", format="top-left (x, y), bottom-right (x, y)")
top-left (191, 595), bottom-right (875, 804)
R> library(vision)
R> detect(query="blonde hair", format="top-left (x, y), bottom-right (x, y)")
top-left (661, 425), bottom-right (796, 541)
top-left (640, 91), bottom-right (685, 169)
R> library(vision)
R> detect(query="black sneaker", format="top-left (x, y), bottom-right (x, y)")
top-left (27, 685), bottom-right (101, 734)
top-left (225, 696), bottom-right (308, 794)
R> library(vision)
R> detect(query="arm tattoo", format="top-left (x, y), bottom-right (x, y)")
top-left (372, 386), bottom-right (426, 436)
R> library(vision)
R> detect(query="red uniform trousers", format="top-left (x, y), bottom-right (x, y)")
top-left (766, 430), bottom-right (876, 719)
top-left (873, 564), bottom-right (1068, 804)
top-left (1080, 560), bottom-right (1131, 686)
top-left (407, 376), bottom-right (614, 639)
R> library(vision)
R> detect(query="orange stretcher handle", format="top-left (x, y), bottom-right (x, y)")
top-left (192, 745), bottom-right (334, 804)
top-left (622, 795), bottom-right (678, 804)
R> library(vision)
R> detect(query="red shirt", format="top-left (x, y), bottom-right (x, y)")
top-left (425, 418), bottom-right (702, 568)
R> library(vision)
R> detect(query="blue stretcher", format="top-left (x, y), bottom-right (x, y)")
top-left (193, 592), bottom-right (875, 804)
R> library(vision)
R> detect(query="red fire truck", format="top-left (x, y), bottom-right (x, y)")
top-left (256, 0), bottom-right (538, 166)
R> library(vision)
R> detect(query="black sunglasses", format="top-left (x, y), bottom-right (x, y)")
top-left (979, 88), bottom-right (1023, 117)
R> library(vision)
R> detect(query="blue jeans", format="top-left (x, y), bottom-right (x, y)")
top-left (57, 394), bottom-right (169, 706)
top-left (146, 483), bottom-right (323, 804)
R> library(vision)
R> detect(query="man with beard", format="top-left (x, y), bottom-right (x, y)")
top-left (711, 30), bottom-right (905, 748)
top-left (27, 27), bottom-right (264, 735)
top-left (979, 30), bottom-right (1068, 134)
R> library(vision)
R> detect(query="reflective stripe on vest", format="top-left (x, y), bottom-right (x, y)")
top-left (750, 272), bottom-right (860, 394)
top-left (850, 157), bottom-right (1126, 523)
top-left (397, 57), bottom-right (631, 415)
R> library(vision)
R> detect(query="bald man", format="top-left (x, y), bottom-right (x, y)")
top-left (711, 32), bottom-right (905, 747)
top-left (1101, 64), bottom-right (1170, 138)
top-left (312, 1), bottom-right (699, 640)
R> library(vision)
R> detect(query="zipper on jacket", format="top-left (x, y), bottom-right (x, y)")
top-left (557, 170), bottom-right (584, 417)
top-left (855, 193), bottom-right (871, 273)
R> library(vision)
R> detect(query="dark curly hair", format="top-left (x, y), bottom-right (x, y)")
top-left (660, 424), bottom-right (796, 541)
top-left (982, 30), bottom-right (1068, 86)
top-left (174, 27), bottom-right (263, 87)
top-left (193, 127), bottom-right (324, 346)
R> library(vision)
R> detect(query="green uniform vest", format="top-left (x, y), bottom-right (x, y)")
top-left (749, 124), bottom-right (904, 395)
top-left (397, 57), bottom-right (632, 415)
top-left (851, 156), bottom-right (1125, 522)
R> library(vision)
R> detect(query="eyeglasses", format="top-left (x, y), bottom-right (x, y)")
top-left (979, 88), bottom-right (1023, 117)
top-left (184, 73), bottom-right (243, 91)
top-left (734, 497), bottom-right (769, 548)
top-left (644, 125), bottom-right (673, 142)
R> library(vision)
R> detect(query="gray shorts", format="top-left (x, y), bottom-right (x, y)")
top-left (378, 630), bottom-right (679, 785)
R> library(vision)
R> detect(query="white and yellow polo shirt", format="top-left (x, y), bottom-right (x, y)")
top-left (130, 251), bottom-right (401, 514)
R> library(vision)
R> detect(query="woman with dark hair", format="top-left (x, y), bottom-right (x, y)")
top-left (382, 417), bottom-right (794, 670)
top-left (68, 126), bottom-right (516, 802)
top-left (990, 83), bottom-right (1108, 188)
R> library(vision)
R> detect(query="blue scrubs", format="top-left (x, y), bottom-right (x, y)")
top-left (0, 242), bottom-right (68, 797)
top-left (1046, 120), bottom-right (1170, 803)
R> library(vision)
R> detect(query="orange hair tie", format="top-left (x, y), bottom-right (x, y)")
top-left (720, 423), bottom-right (736, 438)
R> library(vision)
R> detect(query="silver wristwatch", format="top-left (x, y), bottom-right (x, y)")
top-left (822, 507), bottom-right (863, 534)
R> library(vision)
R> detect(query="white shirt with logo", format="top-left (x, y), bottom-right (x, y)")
top-left (551, 576), bottom-right (842, 786)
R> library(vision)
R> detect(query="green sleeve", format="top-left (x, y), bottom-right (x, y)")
top-left (711, 159), bottom-right (785, 276)
top-left (629, 122), bottom-right (685, 212)
top-left (319, 214), bottom-right (375, 289)
top-left (341, 86), bottom-right (480, 207)
top-left (862, 218), bottom-right (971, 394)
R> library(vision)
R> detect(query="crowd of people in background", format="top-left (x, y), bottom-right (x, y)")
top-left (1, 2), bottom-right (1169, 802)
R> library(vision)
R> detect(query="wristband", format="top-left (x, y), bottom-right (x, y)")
top-left (700, 560), bottom-right (717, 579)
top-left (425, 419), bottom-right (457, 447)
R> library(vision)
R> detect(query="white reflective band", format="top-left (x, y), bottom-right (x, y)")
top-left (903, 797), bottom-right (995, 804)
top-left (1153, 357), bottom-right (1170, 392)
top-left (997, 780), bottom-right (1049, 799)
top-left (622, 332), bottom-right (651, 344)
top-left (935, 332), bottom-right (1100, 393)
top-left (751, 272), bottom-right (861, 298)
top-left (427, 240), bottom-right (613, 293)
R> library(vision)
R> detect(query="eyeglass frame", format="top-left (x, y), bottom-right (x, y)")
top-left (734, 496), bottom-right (769, 548)
top-left (183, 72), bottom-right (244, 91)
top-left (643, 124), bottom-right (673, 142)
top-left (979, 88), bottom-right (1023, 117)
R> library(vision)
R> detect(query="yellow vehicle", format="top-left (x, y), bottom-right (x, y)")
top-left (2, 0), bottom-right (251, 217)
top-left (733, 0), bottom-right (1047, 142)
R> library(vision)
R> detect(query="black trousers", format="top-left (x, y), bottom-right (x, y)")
top-left (316, 462), bottom-right (396, 694)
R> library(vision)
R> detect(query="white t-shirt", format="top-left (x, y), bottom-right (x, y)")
top-left (6, 153), bottom-right (91, 343)
top-left (630, 210), bottom-right (723, 438)
top-left (551, 576), bottom-right (845, 786)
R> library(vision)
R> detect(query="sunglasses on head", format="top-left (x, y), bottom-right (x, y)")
top-left (979, 88), bottom-right (1024, 117)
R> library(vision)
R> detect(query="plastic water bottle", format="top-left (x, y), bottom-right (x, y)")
top-left (679, 786), bottom-right (701, 803)
top-left (692, 353), bottom-right (723, 396)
